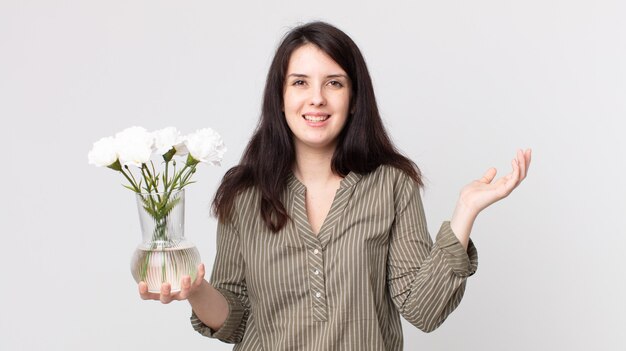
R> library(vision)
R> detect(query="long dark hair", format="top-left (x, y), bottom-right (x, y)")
top-left (212, 21), bottom-right (422, 232)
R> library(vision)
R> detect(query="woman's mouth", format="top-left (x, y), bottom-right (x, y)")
top-left (302, 114), bottom-right (330, 122)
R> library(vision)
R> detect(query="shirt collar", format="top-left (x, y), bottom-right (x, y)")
top-left (287, 171), bottom-right (362, 194)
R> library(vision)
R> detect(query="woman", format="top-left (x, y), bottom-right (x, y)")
top-left (139, 21), bottom-right (531, 350)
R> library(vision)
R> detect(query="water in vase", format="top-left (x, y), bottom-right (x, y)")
top-left (131, 243), bottom-right (201, 293)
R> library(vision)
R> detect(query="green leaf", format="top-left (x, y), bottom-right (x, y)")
top-left (180, 180), bottom-right (196, 189)
top-left (162, 148), bottom-right (176, 162)
top-left (122, 184), bottom-right (137, 192)
top-left (159, 196), bottom-right (181, 217)
top-left (108, 159), bottom-right (122, 172)
top-left (186, 154), bottom-right (200, 166)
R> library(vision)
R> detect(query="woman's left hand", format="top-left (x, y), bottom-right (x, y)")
top-left (450, 148), bottom-right (532, 249)
top-left (459, 148), bottom-right (532, 215)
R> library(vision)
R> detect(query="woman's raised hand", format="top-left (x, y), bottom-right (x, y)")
top-left (459, 148), bottom-right (532, 215)
top-left (138, 263), bottom-right (206, 304)
top-left (449, 149), bottom-right (532, 249)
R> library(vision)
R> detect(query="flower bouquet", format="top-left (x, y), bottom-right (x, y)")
top-left (88, 126), bottom-right (226, 292)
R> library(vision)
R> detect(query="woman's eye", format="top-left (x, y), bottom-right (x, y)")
top-left (328, 80), bottom-right (344, 88)
top-left (293, 80), bottom-right (305, 86)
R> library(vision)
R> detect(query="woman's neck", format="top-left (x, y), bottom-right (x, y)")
top-left (293, 144), bottom-right (341, 186)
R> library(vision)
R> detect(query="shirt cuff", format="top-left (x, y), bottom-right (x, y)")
top-left (190, 287), bottom-right (247, 343)
top-left (435, 221), bottom-right (478, 277)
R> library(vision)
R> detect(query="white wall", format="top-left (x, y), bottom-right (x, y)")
top-left (1, 0), bottom-right (624, 350)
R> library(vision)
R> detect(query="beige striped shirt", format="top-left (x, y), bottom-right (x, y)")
top-left (191, 165), bottom-right (478, 350)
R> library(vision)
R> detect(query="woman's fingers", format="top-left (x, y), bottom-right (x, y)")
top-left (517, 148), bottom-right (532, 183)
top-left (480, 168), bottom-right (497, 184)
top-left (509, 147), bottom-right (534, 190)
top-left (460, 148), bottom-right (531, 212)
top-left (160, 283), bottom-right (173, 304)
top-left (508, 157), bottom-right (520, 191)
top-left (193, 263), bottom-right (206, 287)
top-left (524, 149), bottom-right (533, 174)
top-left (517, 149), bottom-right (526, 180)
top-left (139, 281), bottom-right (160, 300)
top-left (177, 276), bottom-right (189, 300)
top-left (138, 264), bottom-right (206, 303)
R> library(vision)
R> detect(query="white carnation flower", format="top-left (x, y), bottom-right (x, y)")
top-left (152, 127), bottom-right (187, 156)
top-left (184, 128), bottom-right (226, 165)
top-left (114, 126), bottom-right (154, 167)
top-left (87, 136), bottom-right (118, 167)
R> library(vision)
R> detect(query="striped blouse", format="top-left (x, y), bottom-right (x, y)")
top-left (191, 165), bottom-right (478, 350)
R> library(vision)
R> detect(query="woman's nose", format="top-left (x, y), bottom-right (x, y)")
top-left (309, 87), bottom-right (326, 106)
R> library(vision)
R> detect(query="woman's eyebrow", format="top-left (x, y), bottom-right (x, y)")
top-left (287, 73), bottom-right (308, 78)
top-left (326, 74), bottom-right (348, 79)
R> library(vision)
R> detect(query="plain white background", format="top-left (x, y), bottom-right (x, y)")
top-left (1, 0), bottom-right (624, 350)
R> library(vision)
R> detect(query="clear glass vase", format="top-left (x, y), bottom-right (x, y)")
top-left (130, 189), bottom-right (201, 293)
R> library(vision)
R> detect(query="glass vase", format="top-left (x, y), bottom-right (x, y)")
top-left (130, 189), bottom-right (201, 293)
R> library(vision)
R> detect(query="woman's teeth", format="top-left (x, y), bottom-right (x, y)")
top-left (303, 115), bottom-right (330, 122)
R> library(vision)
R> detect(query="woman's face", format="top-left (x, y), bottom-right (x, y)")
top-left (283, 43), bottom-right (351, 153)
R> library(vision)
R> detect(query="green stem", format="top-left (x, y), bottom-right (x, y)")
top-left (141, 165), bottom-right (162, 202)
top-left (169, 163), bottom-right (191, 190)
top-left (177, 164), bottom-right (197, 190)
top-left (125, 165), bottom-right (141, 190)
top-left (120, 167), bottom-right (140, 192)
top-left (140, 165), bottom-right (152, 191)
top-left (163, 160), bottom-right (170, 191)
top-left (151, 161), bottom-right (158, 186)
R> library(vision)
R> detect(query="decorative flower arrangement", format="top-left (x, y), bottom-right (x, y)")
top-left (88, 126), bottom-right (226, 291)
top-left (88, 126), bottom-right (226, 192)
top-left (88, 126), bottom-right (225, 239)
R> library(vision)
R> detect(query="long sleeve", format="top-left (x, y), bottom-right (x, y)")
top-left (190, 218), bottom-right (250, 343)
top-left (387, 175), bottom-right (478, 332)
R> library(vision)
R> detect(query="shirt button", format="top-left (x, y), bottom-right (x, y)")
top-left (315, 292), bottom-right (322, 298)
top-left (314, 269), bottom-right (320, 275)
top-left (313, 249), bottom-right (319, 255)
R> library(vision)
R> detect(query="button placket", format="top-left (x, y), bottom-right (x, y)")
top-left (288, 171), bottom-right (363, 324)
top-left (308, 245), bottom-right (328, 321)
top-left (291, 186), bottom-right (333, 322)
